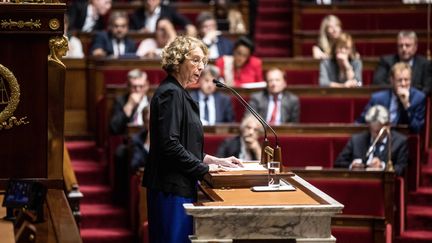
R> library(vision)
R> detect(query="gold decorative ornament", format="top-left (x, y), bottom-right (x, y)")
top-left (48, 35), bottom-right (68, 68)
top-left (0, 19), bottom-right (41, 30)
top-left (48, 18), bottom-right (60, 30)
top-left (0, 64), bottom-right (29, 130)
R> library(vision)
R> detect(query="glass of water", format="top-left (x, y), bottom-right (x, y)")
top-left (268, 161), bottom-right (280, 188)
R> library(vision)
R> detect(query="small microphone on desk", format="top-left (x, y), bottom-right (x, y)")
top-left (212, 79), bottom-right (282, 165)
top-left (365, 126), bottom-right (387, 158)
top-left (364, 125), bottom-right (394, 172)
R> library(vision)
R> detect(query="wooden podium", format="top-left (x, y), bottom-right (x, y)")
top-left (185, 171), bottom-right (343, 243)
top-left (0, 2), bottom-right (81, 242)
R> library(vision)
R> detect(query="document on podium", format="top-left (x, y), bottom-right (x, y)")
top-left (223, 161), bottom-right (267, 171)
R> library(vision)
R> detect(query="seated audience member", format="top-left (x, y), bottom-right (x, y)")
top-left (249, 68), bottom-right (300, 124)
top-left (90, 11), bottom-right (137, 58)
top-left (64, 15), bottom-right (84, 58)
top-left (136, 17), bottom-right (177, 58)
top-left (130, 106), bottom-right (150, 172)
top-left (357, 62), bottom-right (425, 133)
top-left (67, 0), bottom-right (112, 32)
top-left (196, 11), bottom-right (234, 59)
top-left (215, 36), bottom-right (263, 87)
top-left (214, 0), bottom-right (246, 34)
top-left (312, 15), bottom-right (342, 59)
top-left (129, 0), bottom-right (197, 36)
top-left (109, 69), bottom-right (149, 201)
top-left (110, 69), bottom-right (150, 135)
top-left (319, 32), bottom-right (362, 87)
top-left (190, 65), bottom-right (235, 125)
top-left (373, 30), bottom-right (431, 95)
top-left (335, 105), bottom-right (408, 176)
top-left (216, 115), bottom-right (263, 160)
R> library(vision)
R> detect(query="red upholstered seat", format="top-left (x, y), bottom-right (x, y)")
top-left (203, 134), bottom-right (235, 155)
top-left (307, 178), bottom-right (385, 216)
top-left (300, 97), bottom-right (352, 123)
top-left (284, 70), bottom-right (319, 85)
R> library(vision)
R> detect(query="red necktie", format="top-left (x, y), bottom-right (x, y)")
top-left (269, 95), bottom-right (278, 124)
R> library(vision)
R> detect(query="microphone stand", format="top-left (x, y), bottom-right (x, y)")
top-left (213, 79), bottom-right (282, 166)
top-left (365, 125), bottom-right (394, 172)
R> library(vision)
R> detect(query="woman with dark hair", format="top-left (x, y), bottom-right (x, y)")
top-left (215, 36), bottom-right (263, 87)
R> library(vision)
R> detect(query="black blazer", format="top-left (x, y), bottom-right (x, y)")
top-left (130, 129), bottom-right (149, 171)
top-left (130, 5), bottom-right (191, 31)
top-left (189, 90), bottom-right (235, 123)
top-left (372, 54), bottom-right (432, 94)
top-left (67, 0), bottom-right (106, 32)
top-left (216, 136), bottom-right (241, 158)
top-left (334, 130), bottom-right (409, 176)
top-left (143, 75), bottom-right (209, 198)
top-left (90, 31), bottom-right (137, 56)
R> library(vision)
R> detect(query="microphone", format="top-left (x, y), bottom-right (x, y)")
top-left (364, 125), bottom-right (394, 172)
top-left (365, 126), bottom-right (388, 158)
top-left (213, 79), bottom-right (282, 165)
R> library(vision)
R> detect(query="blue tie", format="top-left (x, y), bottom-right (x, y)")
top-left (204, 96), bottom-right (209, 122)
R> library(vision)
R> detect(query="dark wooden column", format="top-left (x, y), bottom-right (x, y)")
top-left (0, 3), bottom-right (66, 188)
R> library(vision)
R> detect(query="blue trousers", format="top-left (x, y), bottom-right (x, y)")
top-left (147, 189), bottom-right (194, 243)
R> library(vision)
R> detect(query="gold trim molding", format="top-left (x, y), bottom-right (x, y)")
top-left (48, 36), bottom-right (68, 68)
top-left (1, 19), bottom-right (41, 30)
top-left (0, 64), bottom-right (29, 130)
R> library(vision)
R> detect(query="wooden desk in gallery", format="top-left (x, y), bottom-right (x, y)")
top-left (0, 195), bottom-right (14, 243)
top-left (184, 171), bottom-right (343, 243)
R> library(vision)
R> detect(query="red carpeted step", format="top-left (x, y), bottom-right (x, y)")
top-left (73, 160), bottom-right (108, 185)
top-left (81, 204), bottom-right (129, 229)
top-left (66, 140), bottom-right (101, 161)
top-left (395, 230), bottom-right (432, 243)
top-left (408, 187), bottom-right (432, 206)
top-left (255, 47), bottom-right (291, 58)
top-left (81, 228), bottom-right (135, 243)
top-left (80, 184), bottom-right (113, 204)
top-left (258, 1), bottom-right (291, 8)
top-left (406, 205), bottom-right (432, 230)
top-left (421, 166), bottom-right (432, 187)
top-left (256, 21), bottom-right (291, 33)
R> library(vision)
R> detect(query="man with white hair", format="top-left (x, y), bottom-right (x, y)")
top-left (216, 115), bottom-right (263, 161)
top-left (335, 105), bottom-right (408, 176)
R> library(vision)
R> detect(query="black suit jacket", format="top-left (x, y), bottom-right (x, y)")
top-left (90, 31), bottom-right (137, 56)
top-left (130, 129), bottom-right (149, 171)
top-left (189, 90), bottom-right (235, 123)
top-left (216, 136), bottom-right (241, 158)
top-left (372, 54), bottom-right (432, 94)
top-left (67, 0), bottom-right (106, 32)
top-left (143, 75), bottom-right (209, 198)
top-left (334, 130), bottom-right (409, 176)
top-left (110, 94), bottom-right (134, 135)
top-left (130, 5), bottom-right (191, 31)
top-left (215, 36), bottom-right (234, 56)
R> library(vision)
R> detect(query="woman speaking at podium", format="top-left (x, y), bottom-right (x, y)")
top-left (142, 35), bottom-right (242, 243)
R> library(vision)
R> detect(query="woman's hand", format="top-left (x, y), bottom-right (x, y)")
top-left (204, 155), bottom-right (243, 169)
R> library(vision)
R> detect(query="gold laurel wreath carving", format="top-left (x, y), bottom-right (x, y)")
top-left (0, 116), bottom-right (29, 130)
top-left (0, 64), bottom-right (20, 124)
top-left (1, 19), bottom-right (41, 29)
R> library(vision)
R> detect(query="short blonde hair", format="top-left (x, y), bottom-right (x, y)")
top-left (391, 62), bottom-right (412, 78)
top-left (161, 35), bottom-right (208, 74)
top-left (331, 32), bottom-right (357, 60)
top-left (365, 105), bottom-right (389, 125)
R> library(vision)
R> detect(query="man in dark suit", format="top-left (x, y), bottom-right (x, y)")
top-left (129, 0), bottom-right (197, 36)
top-left (372, 30), bottom-right (431, 95)
top-left (335, 105), bottom-right (409, 176)
top-left (110, 69), bottom-right (150, 135)
top-left (196, 11), bottom-right (233, 59)
top-left (189, 65), bottom-right (235, 125)
top-left (249, 68), bottom-right (300, 124)
top-left (216, 115), bottom-right (263, 161)
top-left (90, 11), bottom-right (137, 58)
top-left (67, 0), bottom-right (112, 32)
top-left (358, 62), bottom-right (425, 133)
